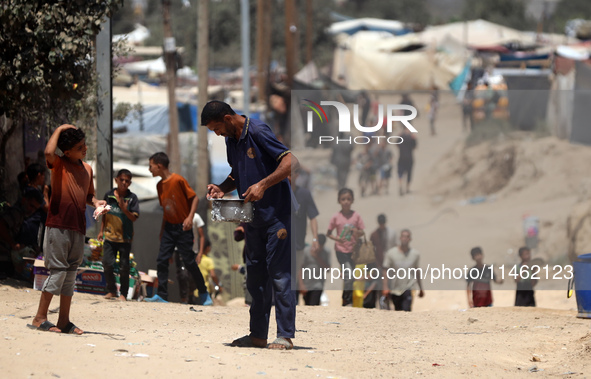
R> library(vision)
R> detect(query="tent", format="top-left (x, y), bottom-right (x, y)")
top-left (327, 18), bottom-right (411, 36)
top-left (331, 31), bottom-right (467, 90)
top-left (419, 19), bottom-right (532, 48)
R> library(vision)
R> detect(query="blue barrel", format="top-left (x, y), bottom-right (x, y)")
top-left (574, 253), bottom-right (591, 319)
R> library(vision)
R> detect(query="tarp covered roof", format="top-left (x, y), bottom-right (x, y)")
top-left (327, 18), bottom-right (410, 36)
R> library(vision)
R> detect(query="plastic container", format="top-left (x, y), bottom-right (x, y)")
top-left (523, 216), bottom-right (539, 249)
top-left (573, 253), bottom-right (591, 318)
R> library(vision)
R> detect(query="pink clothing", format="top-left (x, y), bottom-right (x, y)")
top-left (328, 210), bottom-right (365, 253)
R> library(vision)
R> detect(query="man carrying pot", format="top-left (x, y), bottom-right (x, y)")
top-left (202, 101), bottom-right (299, 350)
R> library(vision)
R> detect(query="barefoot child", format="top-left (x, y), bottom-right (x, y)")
top-left (327, 188), bottom-right (365, 306)
top-left (515, 246), bottom-right (537, 307)
top-left (29, 125), bottom-right (107, 334)
top-left (98, 169), bottom-right (140, 301)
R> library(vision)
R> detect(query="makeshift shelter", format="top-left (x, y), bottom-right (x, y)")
top-left (327, 18), bottom-right (411, 36)
top-left (331, 30), bottom-right (467, 90)
top-left (419, 19), bottom-right (532, 48)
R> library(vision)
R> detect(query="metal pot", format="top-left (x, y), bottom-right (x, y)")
top-left (210, 198), bottom-right (254, 223)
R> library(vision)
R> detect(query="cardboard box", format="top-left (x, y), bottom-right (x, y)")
top-left (74, 267), bottom-right (107, 295)
top-left (139, 270), bottom-right (158, 298)
top-left (33, 259), bottom-right (143, 299)
top-left (33, 259), bottom-right (49, 291)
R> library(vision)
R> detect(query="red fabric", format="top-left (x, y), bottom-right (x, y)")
top-left (471, 281), bottom-right (493, 307)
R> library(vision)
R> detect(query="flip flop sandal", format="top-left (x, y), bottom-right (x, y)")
top-left (61, 322), bottom-right (82, 335)
top-left (26, 320), bottom-right (59, 332)
top-left (268, 337), bottom-right (293, 350)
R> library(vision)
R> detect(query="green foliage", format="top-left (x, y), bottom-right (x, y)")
top-left (0, 0), bottom-right (123, 129)
top-left (461, 0), bottom-right (535, 30)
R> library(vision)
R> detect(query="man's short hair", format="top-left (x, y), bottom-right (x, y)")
top-left (57, 127), bottom-right (85, 153)
top-left (470, 247), bottom-right (483, 258)
top-left (317, 234), bottom-right (327, 246)
top-left (116, 169), bottom-right (132, 179)
top-left (200, 100), bottom-right (236, 126)
top-left (377, 214), bottom-right (386, 225)
top-left (518, 246), bottom-right (530, 257)
top-left (149, 152), bottom-right (169, 168)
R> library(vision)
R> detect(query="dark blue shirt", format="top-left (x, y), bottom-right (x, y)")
top-left (293, 185), bottom-right (319, 251)
top-left (225, 117), bottom-right (295, 226)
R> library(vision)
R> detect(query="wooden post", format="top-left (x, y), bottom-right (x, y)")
top-left (96, 18), bottom-right (112, 208)
top-left (284, 0), bottom-right (296, 87)
top-left (196, 0), bottom-right (210, 197)
top-left (305, 0), bottom-right (313, 64)
top-left (162, 0), bottom-right (181, 174)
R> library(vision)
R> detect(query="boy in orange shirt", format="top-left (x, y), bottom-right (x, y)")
top-left (146, 152), bottom-right (212, 305)
top-left (29, 125), bottom-right (107, 334)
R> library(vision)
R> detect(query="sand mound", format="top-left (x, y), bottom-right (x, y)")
top-left (427, 135), bottom-right (591, 202)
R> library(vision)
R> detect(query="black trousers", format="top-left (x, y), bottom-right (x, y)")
top-left (156, 222), bottom-right (207, 301)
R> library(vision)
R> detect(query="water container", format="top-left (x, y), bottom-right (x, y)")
top-left (573, 253), bottom-right (591, 319)
top-left (320, 291), bottom-right (329, 307)
top-left (523, 216), bottom-right (539, 249)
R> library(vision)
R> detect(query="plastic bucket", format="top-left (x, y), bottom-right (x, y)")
top-left (573, 253), bottom-right (591, 319)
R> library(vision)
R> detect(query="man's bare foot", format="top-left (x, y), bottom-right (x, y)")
top-left (118, 295), bottom-right (127, 301)
top-left (104, 293), bottom-right (117, 299)
top-left (230, 335), bottom-right (267, 348)
top-left (268, 337), bottom-right (293, 350)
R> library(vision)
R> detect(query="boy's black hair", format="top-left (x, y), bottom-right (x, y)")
top-left (470, 246), bottom-right (483, 259)
top-left (337, 187), bottom-right (354, 201)
top-left (149, 152), bottom-right (169, 168)
top-left (317, 234), bottom-right (327, 246)
top-left (26, 163), bottom-right (46, 182)
top-left (518, 246), bottom-right (530, 257)
top-left (204, 239), bottom-right (211, 249)
top-left (116, 169), bottom-right (132, 179)
top-left (22, 186), bottom-right (44, 205)
top-left (200, 100), bottom-right (236, 126)
top-left (57, 127), bottom-right (85, 153)
top-left (377, 214), bottom-right (386, 225)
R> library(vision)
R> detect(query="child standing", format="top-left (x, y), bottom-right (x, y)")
top-left (98, 169), bottom-right (140, 301)
top-left (327, 188), bottom-right (365, 306)
top-left (146, 152), bottom-right (212, 305)
top-left (198, 239), bottom-right (222, 298)
top-left (300, 234), bottom-right (331, 306)
top-left (29, 125), bottom-right (107, 334)
top-left (515, 246), bottom-right (537, 307)
top-left (466, 247), bottom-right (503, 308)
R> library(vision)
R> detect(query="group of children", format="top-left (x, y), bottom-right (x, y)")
top-left (324, 185), bottom-right (537, 310)
top-left (467, 245), bottom-right (537, 308)
top-left (29, 125), bottom-right (220, 334)
top-left (28, 123), bottom-right (537, 334)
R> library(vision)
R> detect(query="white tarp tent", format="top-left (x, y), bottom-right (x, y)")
top-left (419, 19), bottom-right (531, 48)
top-left (331, 31), bottom-right (466, 90)
top-left (327, 18), bottom-right (408, 35)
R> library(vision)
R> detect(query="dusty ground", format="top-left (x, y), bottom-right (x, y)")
top-left (2, 92), bottom-right (591, 378)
